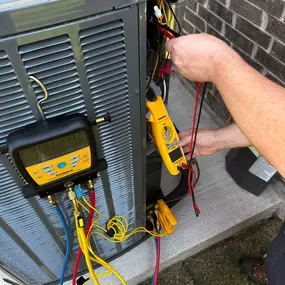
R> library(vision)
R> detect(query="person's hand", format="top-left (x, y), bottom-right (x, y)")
top-left (166, 33), bottom-right (231, 82)
top-left (178, 129), bottom-right (219, 159)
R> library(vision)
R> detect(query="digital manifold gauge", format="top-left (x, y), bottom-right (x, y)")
top-left (7, 113), bottom-right (107, 198)
top-left (147, 96), bottom-right (187, 175)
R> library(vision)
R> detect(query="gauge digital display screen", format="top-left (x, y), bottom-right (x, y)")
top-left (19, 131), bottom-right (89, 166)
top-left (169, 147), bottom-right (183, 163)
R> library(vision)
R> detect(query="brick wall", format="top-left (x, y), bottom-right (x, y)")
top-left (181, 0), bottom-right (285, 122)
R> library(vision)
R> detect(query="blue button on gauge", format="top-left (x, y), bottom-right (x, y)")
top-left (57, 162), bottom-right (67, 169)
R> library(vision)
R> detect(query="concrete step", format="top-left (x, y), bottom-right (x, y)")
top-left (67, 76), bottom-right (284, 285)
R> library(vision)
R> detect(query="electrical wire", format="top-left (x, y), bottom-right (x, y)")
top-left (189, 83), bottom-right (208, 163)
top-left (186, 83), bottom-right (201, 216)
top-left (164, 83), bottom-right (207, 209)
top-left (162, 78), bottom-right (166, 101)
top-left (152, 52), bottom-right (160, 83)
top-left (71, 186), bottom-right (172, 284)
top-left (29, 75), bottom-right (48, 121)
top-left (153, 237), bottom-right (161, 285)
top-left (55, 204), bottom-right (71, 285)
top-left (76, 218), bottom-right (100, 285)
top-left (146, 20), bottom-right (161, 92)
top-left (72, 191), bottom-right (96, 285)
top-left (151, 239), bottom-right (158, 285)
top-left (87, 213), bottom-right (166, 244)
top-left (70, 195), bottom-right (133, 285)
top-left (77, 199), bottom-right (90, 214)
top-left (165, 0), bottom-right (182, 33)
top-left (188, 83), bottom-right (201, 162)
top-left (188, 82), bottom-right (208, 216)
top-left (160, 24), bottom-right (180, 38)
top-left (165, 160), bottom-right (200, 204)
top-left (159, 26), bottom-right (175, 39)
top-left (158, 0), bottom-right (173, 25)
top-left (86, 244), bottom-right (126, 285)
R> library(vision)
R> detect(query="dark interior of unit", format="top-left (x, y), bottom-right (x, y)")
top-left (145, 0), bottom-right (189, 211)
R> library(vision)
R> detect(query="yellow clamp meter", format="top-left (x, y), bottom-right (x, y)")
top-left (157, 199), bottom-right (177, 234)
top-left (147, 96), bottom-right (187, 175)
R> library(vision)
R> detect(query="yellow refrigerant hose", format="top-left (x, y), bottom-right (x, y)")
top-left (75, 213), bottom-right (100, 285)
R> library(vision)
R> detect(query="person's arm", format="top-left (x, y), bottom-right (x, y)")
top-left (178, 123), bottom-right (251, 159)
top-left (166, 34), bottom-right (285, 176)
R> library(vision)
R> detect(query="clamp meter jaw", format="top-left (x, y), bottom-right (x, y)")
top-left (8, 113), bottom-right (107, 198)
top-left (147, 96), bottom-right (187, 175)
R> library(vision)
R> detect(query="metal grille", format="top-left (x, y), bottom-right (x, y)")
top-left (0, 160), bottom-right (66, 282)
top-left (80, 20), bottom-right (136, 249)
top-left (0, 227), bottom-right (50, 284)
top-left (0, 50), bottom-right (36, 144)
top-left (18, 35), bottom-right (86, 118)
top-left (0, 4), bottom-right (145, 283)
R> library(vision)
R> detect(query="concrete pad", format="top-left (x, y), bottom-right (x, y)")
top-left (65, 76), bottom-right (284, 285)
top-left (139, 262), bottom-right (194, 285)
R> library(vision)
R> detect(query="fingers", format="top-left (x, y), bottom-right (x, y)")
top-left (178, 130), bottom-right (192, 146)
top-left (165, 38), bottom-right (176, 53)
top-left (178, 134), bottom-right (191, 147)
top-left (178, 130), bottom-right (192, 138)
top-left (181, 144), bottom-right (189, 152)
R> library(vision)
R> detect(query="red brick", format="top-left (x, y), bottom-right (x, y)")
top-left (266, 15), bottom-right (285, 44)
top-left (247, 0), bottom-right (285, 19)
top-left (230, 0), bottom-right (263, 26)
top-left (255, 48), bottom-right (285, 82)
top-left (209, 0), bottom-right (233, 24)
top-left (198, 5), bottom-right (223, 32)
top-left (235, 16), bottom-right (271, 49)
top-left (225, 24), bottom-right (254, 55)
top-left (185, 8), bottom-right (206, 32)
top-left (271, 40), bottom-right (285, 64)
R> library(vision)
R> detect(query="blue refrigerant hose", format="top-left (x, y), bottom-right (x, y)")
top-left (55, 204), bottom-right (71, 285)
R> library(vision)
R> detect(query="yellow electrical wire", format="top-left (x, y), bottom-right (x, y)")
top-left (77, 222), bottom-right (113, 282)
top-left (146, 50), bottom-right (160, 93)
top-left (73, 194), bottom-right (173, 285)
top-left (81, 197), bottom-right (166, 244)
top-left (88, 245), bottom-right (127, 285)
top-left (72, 196), bottom-right (127, 285)
top-left (152, 52), bottom-right (160, 81)
top-left (83, 196), bottom-right (102, 224)
top-left (158, 0), bottom-right (173, 25)
top-left (77, 199), bottom-right (90, 214)
top-left (75, 215), bottom-right (100, 285)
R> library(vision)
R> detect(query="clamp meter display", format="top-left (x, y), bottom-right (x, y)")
top-left (7, 113), bottom-right (107, 198)
top-left (147, 96), bottom-right (187, 175)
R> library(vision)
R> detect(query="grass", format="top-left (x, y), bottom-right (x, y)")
top-left (140, 217), bottom-right (282, 285)
top-left (183, 217), bottom-right (282, 285)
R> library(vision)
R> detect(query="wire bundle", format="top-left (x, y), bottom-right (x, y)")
top-left (73, 196), bottom-right (122, 285)
top-left (157, 0), bottom-right (173, 25)
top-left (70, 191), bottom-right (170, 285)
top-left (147, 0), bottom-right (181, 92)
top-left (83, 198), bottom-right (166, 244)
